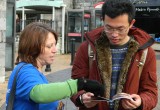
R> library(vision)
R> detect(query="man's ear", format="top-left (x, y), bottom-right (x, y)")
top-left (130, 19), bottom-right (136, 28)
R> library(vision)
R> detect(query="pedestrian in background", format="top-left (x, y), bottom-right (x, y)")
top-left (71, 0), bottom-right (158, 110)
top-left (6, 22), bottom-right (104, 110)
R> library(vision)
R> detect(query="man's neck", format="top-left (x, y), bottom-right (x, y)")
top-left (110, 36), bottom-right (131, 49)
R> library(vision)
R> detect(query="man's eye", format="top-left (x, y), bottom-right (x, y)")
top-left (118, 28), bottom-right (125, 31)
top-left (106, 26), bottom-right (112, 30)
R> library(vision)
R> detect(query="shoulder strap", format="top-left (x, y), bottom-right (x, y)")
top-left (6, 63), bottom-right (27, 110)
top-left (138, 48), bottom-right (148, 78)
top-left (88, 43), bottom-right (94, 68)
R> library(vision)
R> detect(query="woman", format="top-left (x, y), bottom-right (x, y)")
top-left (6, 22), bottom-right (104, 110)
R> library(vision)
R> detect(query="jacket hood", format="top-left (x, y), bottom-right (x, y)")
top-left (85, 26), bottom-right (155, 50)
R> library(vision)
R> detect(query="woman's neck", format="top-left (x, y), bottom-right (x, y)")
top-left (36, 59), bottom-right (43, 72)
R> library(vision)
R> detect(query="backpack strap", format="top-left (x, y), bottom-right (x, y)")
top-left (88, 43), bottom-right (94, 68)
top-left (137, 38), bottom-right (153, 78)
top-left (138, 48), bottom-right (148, 78)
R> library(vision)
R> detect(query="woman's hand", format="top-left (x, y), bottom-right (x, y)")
top-left (81, 92), bottom-right (99, 108)
top-left (122, 94), bottom-right (142, 109)
top-left (77, 78), bottom-right (104, 96)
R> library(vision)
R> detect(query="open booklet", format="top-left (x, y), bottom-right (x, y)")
top-left (90, 93), bottom-right (134, 102)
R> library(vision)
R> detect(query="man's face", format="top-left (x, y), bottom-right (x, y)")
top-left (103, 14), bottom-right (135, 45)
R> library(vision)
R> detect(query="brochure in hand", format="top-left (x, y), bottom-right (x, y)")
top-left (91, 93), bottom-right (134, 102)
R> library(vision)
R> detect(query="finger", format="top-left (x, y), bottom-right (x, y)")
top-left (82, 93), bottom-right (94, 102)
top-left (130, 94), bottom-right (142, 107)
top-left (122, 99), bottom-right (137, 109)
top-left (127, 100), bottom-right (137, 108)
top-left (122, 100), bottom-right (130, 109)
top-left (86, 92), bottom-right (94, 97)
top-left (84, 102), bottom-right (98, 108)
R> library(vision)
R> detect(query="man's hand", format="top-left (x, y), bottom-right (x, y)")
top-left (81, 92), bottom-right (99, 108)
top-left (122, 94), bottom-right (142, 109)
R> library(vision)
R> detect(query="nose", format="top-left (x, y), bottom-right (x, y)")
top-left (52, 45), bottom-right (57, 53)
top-left (110, 31), bottom-right (119, 37)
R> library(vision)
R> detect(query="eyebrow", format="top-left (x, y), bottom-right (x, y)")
top-left (105, 24), bottom-right (125, 29)
top-left (45, 43), bottom-right (55, 46)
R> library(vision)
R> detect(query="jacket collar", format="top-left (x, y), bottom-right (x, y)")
top-left (95, 33), bottom-right (139, 109)
top-left (85, 26), bottom-right (154, 49)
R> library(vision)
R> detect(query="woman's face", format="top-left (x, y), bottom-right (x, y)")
top-left (37, 32), bottom-right (57, 68)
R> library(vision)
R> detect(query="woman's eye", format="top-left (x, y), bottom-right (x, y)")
top-left (46, 45), bottom-right (52, 48)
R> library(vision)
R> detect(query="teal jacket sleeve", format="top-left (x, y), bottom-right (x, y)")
top-left (30, 79), bottom-right (78, 103)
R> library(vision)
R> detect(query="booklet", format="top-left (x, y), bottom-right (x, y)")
top-left (90, 93), bottom-right (134, 102)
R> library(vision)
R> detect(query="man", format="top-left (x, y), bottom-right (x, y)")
top-left (71, 0), bottom-right (158, 110)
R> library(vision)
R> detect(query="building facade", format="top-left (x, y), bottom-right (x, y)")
top-left (0, 0), bottom-right (16, 83)
top-left (0, 0), bottom-right (6, 83)
top-left (133, 0), bottom-right (160, 38)
top-left (1, 0), bottom-right (159, 83)
top-left (15, 0), bottom-right (105, 54)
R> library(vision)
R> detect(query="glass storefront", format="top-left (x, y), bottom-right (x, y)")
top-left (95, 9), bottom-right (103, 28)
top-left (5, 0), bottom-right (15, 70)
top-left (134, 6), bottom-right (160, 42)
top-left (66, 9), bottom-right (91, 52)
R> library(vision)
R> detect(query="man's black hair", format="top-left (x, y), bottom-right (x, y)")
top-left (102, 0), bottom-right (135, 23)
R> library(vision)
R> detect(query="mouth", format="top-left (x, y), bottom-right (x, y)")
top-left (50, 56), bottom-right (54, 59)
top-left (111, 39), bottom-right (119, 43)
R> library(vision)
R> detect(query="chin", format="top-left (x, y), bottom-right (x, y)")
top-left (48, 61), bottom-right (54, 64)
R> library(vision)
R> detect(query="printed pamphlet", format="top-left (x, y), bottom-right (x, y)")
top-left (91, 93), bottom-right (133, 102)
